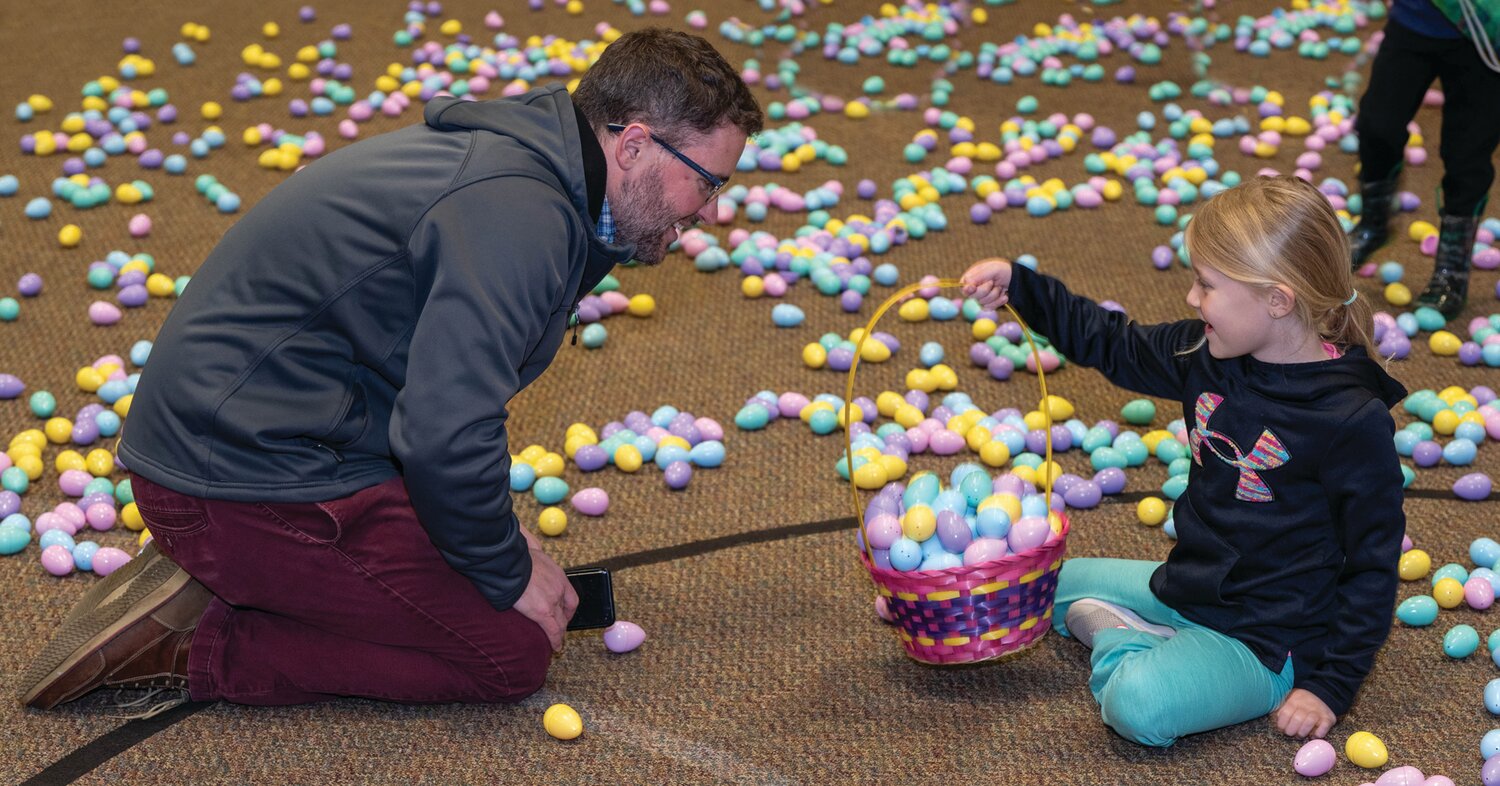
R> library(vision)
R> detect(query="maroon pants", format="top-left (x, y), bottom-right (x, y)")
top-left (130, 474), bottom-right (551, 705)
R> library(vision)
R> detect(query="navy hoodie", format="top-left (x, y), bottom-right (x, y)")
top-left (1007, 264), bottom-right (1407, 717)
top-left (119, 86), bottom-right (634, 611)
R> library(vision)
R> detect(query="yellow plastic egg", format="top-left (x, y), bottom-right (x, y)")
top-left (54, 450), bottom-right (87, 473)
top-left (965, 425), bottom-right (992, 452)
top-left (877, 454), bottom-right (907, 480)
top-left (139, 528), bottom-right (152, 546)
top-left (201, 101), bottom-right (223, 120)
top-left (538, 507), bottom-right (567, 536)
top-left (147, 274), bottom-right (177, 297)
top-left (243, 127), bottom-right (263, 146)
top-left (1408, 220), bottom-right (1438, 242)
top-left (853, 460), bottom-right (889, 490)
top-left (13, 429), bottom-right (47, 449)
top-left (1384, 282), bottom-right (1412, 306)
top-left (844, 101), bottom-right (869, 120)
top-left (1397, 549), bottom-right (1431, 581)
top-left (1041, 395), bottom-right (1074, 421)
top-left (85, 449), bottom-right (115, 477)
top-left (262, 21), bottom-right (280, 38)
top-left (905, 369), bottom-right (937, 393)
top-left (44, 417), bottom-right (74, 444)
top-left (875, 391), bottom-right (905, 417)
top-left (59, 225), bottom-right (83, 248)
top-left (613, 444), bottom-right (642, 473)
top-left (1137, 497), bottom-right (1167, 526)
top-left (1023, 410), bottom-right (1050, 431)
top-left (741, 276), bottom-right (764, 298)
top-left (543, 703), bottom-right (583, 740)
top-left (27, 94), bottom-right (54, 112)
top-left (113, 394), bottom-right (132, 417)
top-left (518, 445), bottom-right (546, 464)
top-left (1345, 731), bottom-right (1388, 769)
top-left (897, 298), bottom-right (930, 322)
top-left (859, 339), bottom-right (891, 363)
top-left (836, 404), bottom-right (864, 427)
top-left (439, 19), bottom-right (461, 35)
top-left (1011, 465), bottom-right (1037, 485)
top-left (930, 365), bottom-right (958, 391)
top-left (979, 440), bottom-right (1011, 468)
top-left (121, 502), bottom-right (145, 531)
top-left (16, 454), bottom-right (44, 480)
top-left (1428, 331), bottom-right (1461, 356)
top-left (902, 506), bottom-right (936, 541)
top-left (802, 342), bottom-right (827, 369)
top-left (1432, 409), bottom-right (1461, 436)
top-left (1434, 577), bottom-right (1465, 608)
top-left (533, 452), bottom-right (565, 478)
top-left (76, 366), bottom-right (105, 392)
top-left (893, 404), bottom-right (924, 429)
top-left (972, 318), bottom-right (997, 340)
top-left (626, 294), bottom-right (655, 317)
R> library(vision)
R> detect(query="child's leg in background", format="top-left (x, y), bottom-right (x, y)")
top-left (1052, 557), bottom-right (1295, 747)
top-left (1353, 19), bottom-right (1441, 183)
top-left (1435, 35), bottom-right (1500, 215)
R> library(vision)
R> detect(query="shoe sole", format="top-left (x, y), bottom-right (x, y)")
top-left (19, 544), bottom-right (194, 709)
top-left (1066, 600), bottom-right (1176, 649)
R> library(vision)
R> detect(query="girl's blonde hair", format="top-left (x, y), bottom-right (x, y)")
top-left (1182, 175), bottom-right (1377, 359)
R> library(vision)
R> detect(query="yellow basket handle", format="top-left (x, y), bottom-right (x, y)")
top-left (846, 278), bottom-right (1055, 557)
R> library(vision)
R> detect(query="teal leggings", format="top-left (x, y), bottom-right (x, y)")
top-left (1052, 558), bottom-right (1295, 747)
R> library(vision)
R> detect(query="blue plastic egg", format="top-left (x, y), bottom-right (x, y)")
top-left (919, 342), bottom-right (944, 367)
top-left (72, 540), bottom-right (100, 571)
top-left (39, 530), bottom-right (76, 552)
top-left (688, 441), bottom-right (725, 468)
top-left (771, 303), bottom-right (805, 327)
top-left (888, 537), bottom-right (922, 570)
top-left (509, 462), bottom-right (536, 492)
top-left (1473, 539), bottom-right (1500, 570)
top-left (1486, 678), bottom-right (1500, 715)
top-left (1444, 438), bottom-right (1478, 466)
top-left (1446, 624), bottom-right (1481, 658)
top-left (1396, 595), bottom-right (1439, 626)
top-left (1485, 729), bottom-right (1500, 760)
top-left (532, 476), bottom-right (569, 506)
top-left (1435, 563), bottom-right (1471, 586)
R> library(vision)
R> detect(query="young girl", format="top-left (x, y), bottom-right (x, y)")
top-left (961, 175), bottom-right (1407, 747)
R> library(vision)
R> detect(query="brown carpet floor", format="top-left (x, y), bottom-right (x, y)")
top-left (2, 0), bottom-right (1499, 783)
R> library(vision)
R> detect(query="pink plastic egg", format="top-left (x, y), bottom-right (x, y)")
top-left (927, 429), bottom-right (965, 455)
top-left (59, 469), bottom-right (93, 497)
top-left (41, 545), bottom-right (75, 576)
top-left (127, 213), bottom-right (152, 237)
top-left (1007, 516), bottom-right (1051, 553)
top-left (874, 595), bottom-right (894, 622)
top-left (34, 512), bottom-right (77, 537)
top-left (1423, 776), bottom-right (1456, 786)
top-left (602, 620), bottom-right (645, 653)
top-left (865, 514), bottom-right (902, 550)
top-left (91, 547), bottom-right (131, 576)
top-left (1466, 577), bottom-right (1495, 610)
top-left (1294, 738), bottom-right (1336, 777)
top-left (962, 537), bottom-right (1007, 566)
top-left (570, 488), bottom-right (609, 517)
top-left (85, 502), bottom-right (117, 531)
top-left (89, 301), bottom-right (123, 326)
top-left (1376, 766), bottom-right (1426, 786)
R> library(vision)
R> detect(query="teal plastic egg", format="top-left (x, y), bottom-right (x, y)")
top-left (1397, 595), bottom-right (1439, 626)
top-left (1445, 624), bottom-right (1481, 658)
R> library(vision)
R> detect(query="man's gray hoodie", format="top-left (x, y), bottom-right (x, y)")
top-left (119, 85), bottom-right (632, 611)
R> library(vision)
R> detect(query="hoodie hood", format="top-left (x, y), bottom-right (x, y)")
top-left (1239, 343), bottom-right (1407, 409)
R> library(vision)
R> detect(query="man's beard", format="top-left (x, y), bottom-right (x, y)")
top-left (612, 167), bottom-right (682, 266)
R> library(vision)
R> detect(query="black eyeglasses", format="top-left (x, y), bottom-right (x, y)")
top-left (607, 123), bottom-right (727, 203)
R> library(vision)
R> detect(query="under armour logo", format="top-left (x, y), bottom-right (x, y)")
top-left (1188, 392), bottom-right (1289, 503)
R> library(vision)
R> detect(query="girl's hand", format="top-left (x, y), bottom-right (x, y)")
top-left (1274, 688), bottom-right (1336, 739)
top-left (961, 258), bottom-right (1013, 310)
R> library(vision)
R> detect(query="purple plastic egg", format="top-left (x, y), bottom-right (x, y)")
top-left (865, 513), bottom-right (901, 550)
top-left (1455, 472), bottom-right (1493, 501)
top-left (1293, 738), bottom-right (1336, 777)
top-left (928, 429), bottom-right (965, 455)
top-left (663, 461), bottom-right (692, 490)
top-left (935, 510), bottom-right (972, 553)
top-left (571, 487), bottom-right (609, 517)
top-left (573, 444), bottom-right (608, 472)
top-left (34, 512), bottom-right (76, 537)
top-left (1008, 516), bottom-right (1051, 553)
top-left (54, 502), bottom-right (85, 527)
top-left (0, 374), bottom-right (23, 399)
top-left (58, 469), bottom-right (93, 497)
top-left (91, 547), bottom-right (131, 576)
top-left (41, 545), bottom-right (75, 576)
top-left (1063, 481), bottom-right (1103, 509)
top-left (1093, 467), bottom-right (1127, 495)
top-left (603, 620), bottom-right (645, 653)
top-left (1375, 766), bottom-right (1424, 786)
top-left (18, 273), bottom-right (42, 296)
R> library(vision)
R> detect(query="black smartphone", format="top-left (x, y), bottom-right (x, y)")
top-left (564, 567), bottom-right (615, 631)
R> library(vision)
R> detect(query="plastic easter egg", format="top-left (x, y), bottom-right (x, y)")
top-left (88, 546), bottom-right (129, 576)
top-left (1293, 738), bottom-right (1336, 777)
top-left (533, 477), bottom-right (569, 505)
top-left (1469, 577), bottom-right (1496, 610)
top-left (1398, 549), bottom-right (1431, 580)
top-left (1008, 516), bottom-right (1050, 553)
top-left (889, 537), bottom-right (922, 570)
top-left (1121, 399), bottom-right (1156, 425)
top-left (543, 703), bottom-right (583, 740)
top-left (571, 488), bottom-right (609, 517)
top-left (1457, 473), bottom-right (1494, 501)
top-left (1137, 497), bottom-right (1167, 526)
top-left (1396, 594), bottom-right (1439, 626)
top-left (935, 510), bottom-right (972, 554)
top-left (40, 544), bottom-right (75, 576)
top-left (1345, 731), bottom-right (1388, 768)
top-left (962, 536), bottom-right (1007, 566)
top-left (0, 521), bottom-right (28, 554)
top-left (1486, 678), bottom-right (1500, 714)
top-left (603, 620), bottom-right (645, 653)
top-left (1445, 624), bottom-right (1481, 658)
top-left (1434, 577), bottom-right (1465, 608)
top-left (1375, 767), bottom-right (1425, 786)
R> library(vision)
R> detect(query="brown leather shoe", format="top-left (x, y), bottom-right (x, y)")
top-left (20, 542), bottom-right (211, 710)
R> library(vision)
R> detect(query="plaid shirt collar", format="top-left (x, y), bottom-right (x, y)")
top-left (596, 197), bottom-right (616, 244)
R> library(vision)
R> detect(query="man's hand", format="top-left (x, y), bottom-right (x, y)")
top-left (512, 527), bottom-right (578, 653)
top-left (1275, 688), bottom-right (1336, 739)
top-left (960, 258), bottom-right (1013, 310)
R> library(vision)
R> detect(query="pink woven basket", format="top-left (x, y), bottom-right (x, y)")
top-left (848, 279), bottom-right (1070, 665)
top-left (860, 514), bottom-right (1069, 665)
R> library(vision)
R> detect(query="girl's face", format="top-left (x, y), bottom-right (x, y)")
top-left (1185, 263), bottom-right (1277, 360)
